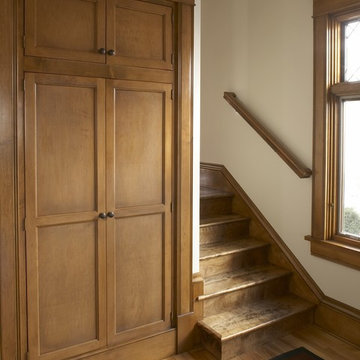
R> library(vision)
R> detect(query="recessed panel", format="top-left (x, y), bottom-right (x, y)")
top-left (115, 6), bottom-right (164, 61)
top-left (115, 214), bottom-right (163, 332)
top-left (38, 222), bottom-right (97, 353)
top-left (36, 83), bottom-right (96, 215)
top-left (36, 0), bottom-right (97, 52)
top-left (114, 89), bottom-right (164, 207)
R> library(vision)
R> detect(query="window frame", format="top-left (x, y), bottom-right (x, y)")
top-left (308, 1), bottom-right (360, 270)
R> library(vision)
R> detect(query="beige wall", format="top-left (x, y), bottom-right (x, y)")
top-left (200, 0), bottom-right (360, 309)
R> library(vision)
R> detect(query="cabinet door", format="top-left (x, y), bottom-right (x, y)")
top-left (107, 0), bottom-right (173, 70)
top-left (106, 80), bottom-right (173, 345)
top-left (25, 73), bottom-right (106, 360)
top-left (25, 0), bottom-right (106, 63)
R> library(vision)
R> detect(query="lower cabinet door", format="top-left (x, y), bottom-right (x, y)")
top-left (25, 73), bottom-right (107, 360)
top-left (105, 79), bottom-right (173, 345)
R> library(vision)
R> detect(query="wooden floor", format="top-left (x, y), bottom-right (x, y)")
top-left (165, 325), bottom-right (360, 360)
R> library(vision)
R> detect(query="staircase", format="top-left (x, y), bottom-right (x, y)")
top-left (197, 186), bottom-right (315, 360)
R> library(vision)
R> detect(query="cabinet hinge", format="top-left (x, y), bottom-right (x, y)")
top-left (23, 35), bottom-right (26, 49)
top-left (170, 202), bottom-right (173, 213)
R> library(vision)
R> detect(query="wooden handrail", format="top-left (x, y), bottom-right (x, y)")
top-left (224, 92), bottom-right (312, 179)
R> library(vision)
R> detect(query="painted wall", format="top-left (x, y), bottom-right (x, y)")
top-left (200, 0), bottom-right (360, 309)
top-left (193, 0), bottom-right (201, 273)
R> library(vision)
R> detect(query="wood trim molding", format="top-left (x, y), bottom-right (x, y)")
top-left (0, 0), bottom-right (19, 358)
top-left (200, 162), bottom-right (360, 348)
top-left (176, 273), bottom-right (204, 353)
top-left (314, 0), bottom-right (360, 17)
top-left (176, 1), bottom-right (194, 320)
top-left (315, 298), bottom-right (360, 348)
top-left (223, 92), bottom-right (312, 179)
top-left (309, 237), bottom-right (360, 270)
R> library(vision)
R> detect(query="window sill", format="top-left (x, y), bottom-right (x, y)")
top-left (305, 236), bottom-right (360, 270)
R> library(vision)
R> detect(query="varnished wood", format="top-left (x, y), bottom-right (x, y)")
top-left (314, 0), bottom-right (360, 16)
top-left (176, 1), bottom-right (194, 323)
top-left (0, 0), bottom-right (18, 358)
top-left (223, 92), bottom-right (312, 179)
top-left (75, 330), bottom-right (176, 360)
top-left (165, 325), bottom-right (360, 360)
top-left (200, 163), bottom-right (323, 303)
top-left (309, 5), bottom-right (360, 268)
top-left (23, 56), bottom-right (175, 83)
top-left (106, 79), bottom-right (173, 345)
top-left (25, 0), bottom-right (106, 63)
top-left (310, 238), bottom-right (360, 270)
top-left (315, 301), bottom-right (360, 348)
top-left (25, 73), bottom-right (107, 360)
top-left (107, 0), bottom-right (174, 70)
top-left (331, 80), bottom-right (360, 96)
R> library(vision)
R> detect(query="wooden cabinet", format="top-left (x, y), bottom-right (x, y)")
top-left (25, 0), bottom-right (106, 63)
top-left (25, 73), bottom-right (107, 360)
top-left (25, 0), bottom-right (173, 69)
top-left (17, 1), bottom-right (194, 360)
top-left (106, 80), bottom-right (173, 344)
top-left (24, 74), bottom-right (173, 359)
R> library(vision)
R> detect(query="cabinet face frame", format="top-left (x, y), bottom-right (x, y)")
top-left (25, 0), bottom-right (106, 63)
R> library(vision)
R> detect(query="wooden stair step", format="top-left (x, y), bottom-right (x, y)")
top-left (198, 295), bottom-right (314, 341)
top-left (199, 265), bottom-right (291, 301)
top-left (200, 238), bottom-right (269, 261)
top-left (200, 214), bottom-right (248, 228)
top-left (198, 295), bottom-right (315, 359)
top-left (200, 186), bottom-right (234, 200)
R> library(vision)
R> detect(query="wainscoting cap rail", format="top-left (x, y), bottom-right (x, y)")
top-left (223, 92), bottom-right (312, 179)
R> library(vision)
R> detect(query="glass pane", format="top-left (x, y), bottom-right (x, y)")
top-left (339, 100), bottom-right (360, 238)
top-left (344, 20), bottom-right (360, 82)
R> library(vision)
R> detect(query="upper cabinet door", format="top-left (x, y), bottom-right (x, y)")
top-left (25, 0), bottom-right (106, 63)
top-left (107, 0), bottom-right (174, 70)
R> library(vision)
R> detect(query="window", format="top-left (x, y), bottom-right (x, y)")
top-left (309, 0), bottom-right (360, 269)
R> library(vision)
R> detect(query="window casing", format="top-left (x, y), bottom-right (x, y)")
top-left (309, 1), bottom-right (360, 269)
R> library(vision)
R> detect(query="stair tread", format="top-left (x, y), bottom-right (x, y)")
top-left (200, 186), bottom-right (234, 199)
top-left (200, 214), bottom-right (248, 227)
top-left (200, 265), bottom-right (291, 299)
top-left (198, 295), bottom-right (315, 341)
top-left (200, 238), bottom-right (269, 260)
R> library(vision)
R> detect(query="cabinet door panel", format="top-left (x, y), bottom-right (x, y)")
top-left (107, 0), bottom-right (173, 69)
top-left (106, 80), bottom-right (173, 345)
top-left (25, 0), bottom-right (106, 63)
top-left (25, 73), bottom-right (106, 360)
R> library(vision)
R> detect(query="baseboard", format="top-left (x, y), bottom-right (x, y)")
top-left (315, 297), bottom-right (360, 348)
top-left (200, 162), bottom-right (360, 348)
top-left (76, 330), bottom-right (176, 360)
top-left (177, 273), bottom-right (204, 353)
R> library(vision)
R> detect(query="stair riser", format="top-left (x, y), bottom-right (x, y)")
top-left (200, 221), bottom-right (250, 245)
top-left (202, 276), bottom-right (290, 317)
top-left (200, 247), bottom-right (268, 278)
top-left (200, 309), bottom-right (314, 360)
top-left (200, 197), bottom-right (233, 218)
